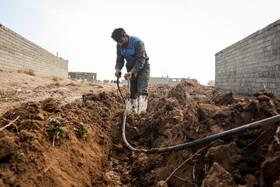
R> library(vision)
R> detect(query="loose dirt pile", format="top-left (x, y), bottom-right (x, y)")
top-left (0, 75), bottom-right (280, 186)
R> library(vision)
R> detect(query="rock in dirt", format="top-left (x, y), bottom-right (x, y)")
top-left (105, 171), bottom-right (122, 186)
top-left (213, 91), bottom-right (234, 106)
top-left (202, 162), bottom-right (237, 187)
top-left (41, 98), bottom-right (60, 112)
top-left (205, 142), bottom-right (242, 171)
top-left (137, 153), bottom-right (148, 165)
top-left (156, 180), bottom-right (168, 187)
top-left (260, 156), bottom-right (280, 187)
top-left (0, 136), bottom-right (17, 159)
top-left (243, 174), bottom-right (258, 186)
top-left (199, 104), bottom-right (220, 121)
top-left (19, 129), bottom-right (36, 141)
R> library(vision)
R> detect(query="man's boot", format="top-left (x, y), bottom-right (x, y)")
top-left (126, 99), bottom-right (133, 111)
top-left (138, 95), bottom-right (148, 114)
top-left (132, 98), bottom-right (139, 113)
top-left (127, 98), bottom-right (139, 112)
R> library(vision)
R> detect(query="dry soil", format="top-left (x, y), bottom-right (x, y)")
top-left (0, 69), bottom-right (280, 186)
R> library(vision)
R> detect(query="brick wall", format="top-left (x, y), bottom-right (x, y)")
top-left (215, 19), bottom-right (280, 97)
top-left (0, 24), bottom-right (68, 78)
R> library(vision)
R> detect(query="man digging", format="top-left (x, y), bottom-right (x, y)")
top-left (111, 28), bottom-right (150, 114)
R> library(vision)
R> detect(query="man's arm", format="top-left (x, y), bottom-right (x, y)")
top-left (130, 41), bottom-right (146, 74)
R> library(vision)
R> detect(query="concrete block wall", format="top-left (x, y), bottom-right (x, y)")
top-left (0, 24), bottom-right (68, 78)
top-left (215, 19), bottom-right (280, 97)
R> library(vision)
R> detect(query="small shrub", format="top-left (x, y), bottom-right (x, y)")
top-left (52, 76), bottom-right (63, 81)
top-left (48, 118), bottom-right (61, 127)
top-left (51, 126), bottom-right (67, 138)
top-left (207, 80), bottom-right (215, 86)
top-left (74, 122), bottom-right (90, 140)
top-left (54, 82), bottom-right (60, 87)
top-left (23, 69), bottom-right (36, 76)
top-left (14, 151), bottom-right (26, 163)
top-left (47, 118), bottom-right (67, 146)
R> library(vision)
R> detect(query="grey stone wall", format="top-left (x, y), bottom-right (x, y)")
top-left (0, 24), bottom-right (68, 78)
top-left (215, 19), bottom-right (280, 97)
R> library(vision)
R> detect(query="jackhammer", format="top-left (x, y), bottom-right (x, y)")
top-left (117, 76), bottom-right (280, 153)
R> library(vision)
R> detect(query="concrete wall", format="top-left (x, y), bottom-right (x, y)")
top-left (0, 24), bottom-right (68, 78)
top-left (215, 19), bottom-right (280, 97)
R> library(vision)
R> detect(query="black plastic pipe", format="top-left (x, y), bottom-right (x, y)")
top-left (116, 72), bottom-right (125, 104)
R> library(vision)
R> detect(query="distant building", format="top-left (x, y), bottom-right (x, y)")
top-left (68, 72), bottom-right (97, 82)
top-left (121, 76), bottom-right (182, 86)
top-left (149, 77), bottom-right (182, 86)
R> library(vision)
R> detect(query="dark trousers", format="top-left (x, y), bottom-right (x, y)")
top-left (128, 65), bottom-right (150, 99)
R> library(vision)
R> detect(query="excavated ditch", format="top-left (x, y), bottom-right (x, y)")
top-left (0, 79), bottom-right (280, 186)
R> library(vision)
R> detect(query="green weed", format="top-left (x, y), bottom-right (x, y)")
top-left (14, 151), bottom-right (26, 163)
top-left (47, 118), bottom-right (67, 146)
top-left (74, 122), bottom-right (90, 140)
top-left (81, 101), bottom-right (85, 107)
top-left (23, 69), bottom-right (36, 76)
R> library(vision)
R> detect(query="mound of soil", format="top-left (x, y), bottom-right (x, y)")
top-left (0, 92), bottom-right (122, 186)
top-left (0, 78), bottom-right (280, 186)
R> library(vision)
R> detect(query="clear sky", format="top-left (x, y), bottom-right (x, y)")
top-left (0, 0), bottom-right (280, 84)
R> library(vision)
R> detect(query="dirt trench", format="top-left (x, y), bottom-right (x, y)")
top-left (0, 79), bottom-right (280, 186)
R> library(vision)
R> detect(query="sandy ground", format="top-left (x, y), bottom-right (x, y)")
top-left (0, 69), bottom-right (280, 186)
top-left (0, 69), bottom-right (116, 115)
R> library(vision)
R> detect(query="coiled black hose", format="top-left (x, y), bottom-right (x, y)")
top-left (118, 78), bottom-right (280, 153)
